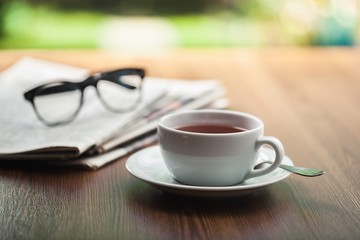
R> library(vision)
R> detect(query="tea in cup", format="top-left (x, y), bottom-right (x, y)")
top-left (157, 109), bottom-right (284, 186)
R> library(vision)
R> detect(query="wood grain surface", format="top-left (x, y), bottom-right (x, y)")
top-left (0, 48), bottom-right (359, 239)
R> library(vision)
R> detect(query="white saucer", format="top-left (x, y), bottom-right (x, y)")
top-left (126, 145), bottom-right (293, 198)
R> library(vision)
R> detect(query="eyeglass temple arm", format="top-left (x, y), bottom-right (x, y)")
top-left (100, 68), bottom-right (144, 89)
top-left (111, 68), bottom-right (145, 78)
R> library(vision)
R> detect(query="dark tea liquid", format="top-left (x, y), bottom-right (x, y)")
top-left (176, 124), bottom-right (247, 134)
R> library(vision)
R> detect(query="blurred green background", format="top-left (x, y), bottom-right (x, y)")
top-left (0, 0), bottom-right (358, 49)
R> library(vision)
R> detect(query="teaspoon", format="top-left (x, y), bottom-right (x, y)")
top-left (254, 161), bottom-right (326, 177)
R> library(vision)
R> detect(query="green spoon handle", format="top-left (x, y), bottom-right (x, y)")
top-left (263, 161), bottom-right (326, 177)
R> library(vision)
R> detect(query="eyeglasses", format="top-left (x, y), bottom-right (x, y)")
top-left (24, 68), bottom-right (145, 126)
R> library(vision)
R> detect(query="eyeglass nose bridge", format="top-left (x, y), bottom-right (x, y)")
top-left (79, 74), bottom-right (100, 90)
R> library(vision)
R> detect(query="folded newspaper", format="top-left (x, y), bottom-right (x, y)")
top-left (0, 57), bottom-right (227, 169)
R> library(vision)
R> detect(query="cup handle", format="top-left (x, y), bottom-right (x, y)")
top-left (244, 136), bottom-right (284, 180)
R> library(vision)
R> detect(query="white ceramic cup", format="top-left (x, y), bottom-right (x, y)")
top-left (157, 109), bottom-right (284, 186)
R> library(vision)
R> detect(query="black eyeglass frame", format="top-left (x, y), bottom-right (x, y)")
top-left (24, 68), bottom-right (145, 126)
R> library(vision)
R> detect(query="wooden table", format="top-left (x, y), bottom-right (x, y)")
top-left (1, 48), bottom-right (359, 239)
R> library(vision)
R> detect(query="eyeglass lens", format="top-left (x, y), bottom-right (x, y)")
top-left (34, 82), bottom-right (82, 125)
top-left (97, 74), bottom-right (142, 112)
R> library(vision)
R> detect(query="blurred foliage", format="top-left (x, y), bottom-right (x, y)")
top-left (0, 1), bottom-right (105, 48)
top-left (0, 0), bottom-right (358, 49)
